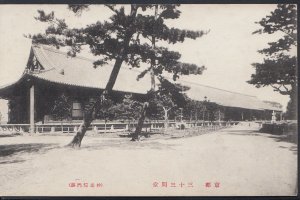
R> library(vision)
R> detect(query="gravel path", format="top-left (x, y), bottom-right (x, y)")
top-left (0, 123), bottom-right (297, 196)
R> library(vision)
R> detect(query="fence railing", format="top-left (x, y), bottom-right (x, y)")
top-left (0, 120), bottom-right (241, 134)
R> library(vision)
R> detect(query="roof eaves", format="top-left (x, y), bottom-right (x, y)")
top-left (29, 74), bottom-right (148, 95)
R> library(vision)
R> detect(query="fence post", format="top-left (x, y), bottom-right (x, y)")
top-left (93, 126), bottom-right (98, 134)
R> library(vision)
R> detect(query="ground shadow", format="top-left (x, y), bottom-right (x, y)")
top-left (225, 129), bottom-right (262, 136)
top-left (0, 143), bottom-right (59, 158)
top-left (266, 135), bottom-right (298, 155)
top-left (81, 138), bottom-right (179, 151)
top-left (226, 129), bottom-right (297, 144)
top-left (0, 159), bottom-right (26, 164)
top-left (0, 134), bottom-right (21, 138)
top-left (289, 146), bottom-right (298, 155)
top-left (226, 128), bottom-right (298, 154)
top-left (261, 133), bottom-right (298, 145)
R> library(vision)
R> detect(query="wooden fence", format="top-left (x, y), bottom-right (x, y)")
top-left (0, 120), bottom-right (241, 135)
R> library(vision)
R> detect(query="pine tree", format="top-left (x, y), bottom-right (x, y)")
top-left (248, 4), bottom-right (297, 119)
top-left (31, 4), bottom-right (207, 147)
top-left (147, 79), bottom-right (189, 132)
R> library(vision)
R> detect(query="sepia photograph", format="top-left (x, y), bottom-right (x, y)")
top-left (0, 3), bottom-right (297, 196)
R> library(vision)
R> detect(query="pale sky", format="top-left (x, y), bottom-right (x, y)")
top-left (0, 4), bottom-right (294, 120)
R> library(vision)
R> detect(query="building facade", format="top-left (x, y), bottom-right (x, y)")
top-left (0, 44), bottom-right (283, 129)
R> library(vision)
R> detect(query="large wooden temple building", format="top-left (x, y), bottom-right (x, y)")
top-left (0, 42), bottom-right (283, 131)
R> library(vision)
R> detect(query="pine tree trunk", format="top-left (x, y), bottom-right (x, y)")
top-left (130, 5), bottom-right (159, 141)
top-left (66, 6), bottom-right (138, 147)
top-left (68, 113), bottom-right (93, 147)
top-left (67, 58), bottom-right (125, 147)
top-left (131, 6), bottom-right (158, 142)
top-left (131, 102), bottom-right (148, 141)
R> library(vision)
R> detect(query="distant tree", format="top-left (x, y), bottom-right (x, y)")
top-left (31, 4), bottom-right (206, 147)
top-left (155, 94), bottom-right (174, 130)
top-left (248, 4), bottom-right (297, 119)
top-left (94, 97), bottom-right (115, 132)
top-left (110, 94), bottom-right (142, 122)
top-left (183, 99), bottom-right (203, 121)
top-left (7, 99), bottom-right (26, 124)
top-left (51, 93), bottom-right (72, 132)
top-left (284, 89), bottom-right (297, 120)
top-left (51, 93), bottom-right (72, 121)
top-left (205, 101), bottom-right (220, 122)
top-left (147, 79), bottom-right (189, 132)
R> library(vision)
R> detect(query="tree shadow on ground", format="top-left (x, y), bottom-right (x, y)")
top-left (265, 134), bottom-right (298, 145)
top-left (226, 129), bottom-right (297, 142)
top-left (279, 145), bottom-right (297, 155)
top-left (266, 133), bottom-right (298, 155)
top-left (225, 129), bottom-right (262, 136)
top-left (226, 129), bottom-right (298, 154)
top-left (0, 143), bottom-right (59, 159)
top-left (0, 159), bottom-right (26, 164)
top-left (0, 134), bottom-right (21, 138)
top-left (289, 146), bottom-right (298, 155)
top-left (81, 139), bottom-right (179, 151)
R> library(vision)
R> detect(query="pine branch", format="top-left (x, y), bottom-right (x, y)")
top-left (270, 84), bottom-right (291, 95)
top-left (104, 4), bottom-right (118, 14)
top-left (68, 4), bottom-right (90, 15)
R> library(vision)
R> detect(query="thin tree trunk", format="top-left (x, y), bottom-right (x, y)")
top-left (68, 112), bottom-right (93, 147)
top-left (163, 107), bottom-right (170, 132)
top-left (164, 111), bottom-right (168, 131)
top-left (67, 58), bottom-right (124, 147)
top-left (150, 68), bottom-right (155, 90)
top-left (131, 5), bottom-right (158, 141)
top-left (131, 102), bottom-right (149, 141)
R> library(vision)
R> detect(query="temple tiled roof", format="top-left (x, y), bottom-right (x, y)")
top-left (0, 43), bottom-right (282, 111)
top-left (30, 45), bottom-right (152, 94)
top-left (182, 81), bottom-right (280, 111)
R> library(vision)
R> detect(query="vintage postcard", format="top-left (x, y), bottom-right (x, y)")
top-left (0, 3), bottom-right (297, 196)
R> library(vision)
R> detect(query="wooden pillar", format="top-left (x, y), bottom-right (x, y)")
top-left (30, 84), bottom-right (35, 133)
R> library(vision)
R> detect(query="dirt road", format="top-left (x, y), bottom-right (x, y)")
top-left (0, 123), bottom-right (297, 196)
